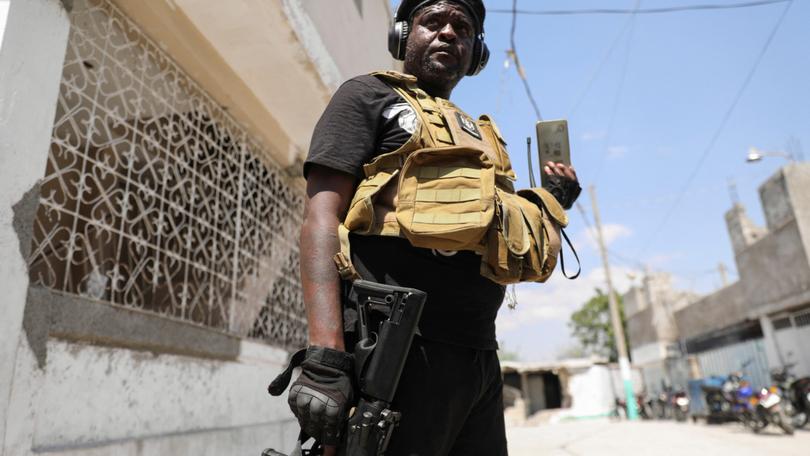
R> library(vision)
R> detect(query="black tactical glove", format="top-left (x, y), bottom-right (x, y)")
top-left (287, 346), bottom-right (354, 446)
top-left (545, 174), bottom-right (582, 210)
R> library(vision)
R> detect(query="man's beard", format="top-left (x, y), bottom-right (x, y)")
top-left (418, 51), bottom-right (462, 86)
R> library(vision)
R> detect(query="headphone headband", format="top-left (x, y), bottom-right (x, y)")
top-left (387, 0), bottom-right (489, 76)
top-left (401, 0), bottom-right (483, 36)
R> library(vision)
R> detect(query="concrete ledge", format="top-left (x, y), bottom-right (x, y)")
top-left (27, 286), bottom-right (241, 362)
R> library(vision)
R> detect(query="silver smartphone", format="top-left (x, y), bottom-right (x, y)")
top-left (536, 119), bottom-right (571, 186)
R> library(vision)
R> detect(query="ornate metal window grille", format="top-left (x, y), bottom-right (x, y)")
top-left (793, 311), bottom-right (810, 328)
top-left (28, 0), bottom-right (307, 349)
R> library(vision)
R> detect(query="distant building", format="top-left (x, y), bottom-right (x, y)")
top-left (624, 273), bottom-right (699, 393)
top-left (625, 163), bottom-right (810, 394)
top-left (501, 358), bottom-right (644, 423)
top-left (0, 0), bottom-right (394, 454)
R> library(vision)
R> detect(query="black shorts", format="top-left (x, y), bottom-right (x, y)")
top-left (383, 337), bottom-right (508, 456)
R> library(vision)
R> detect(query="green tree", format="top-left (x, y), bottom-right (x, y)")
top-left (567, 288), bottom-right (629, 362)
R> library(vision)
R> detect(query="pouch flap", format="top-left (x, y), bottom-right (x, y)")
top-left (498, 191), bottom-right (531, 256)
top-left (517, 187), bottom-right (569, 228)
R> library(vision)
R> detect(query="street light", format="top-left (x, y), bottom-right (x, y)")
top-left (745, 146), bottom-right (794, 163)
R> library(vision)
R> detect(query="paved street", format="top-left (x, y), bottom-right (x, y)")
top-left (507, 419), bottom-right (809, 456)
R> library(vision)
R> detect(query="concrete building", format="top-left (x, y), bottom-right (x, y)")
top-left (624, 273), bottom-right (699, 394)
top-left (0, 0), bottom-right (394, 454)
top-left (501, 358), bottom-right (644, 424)
top-left (624, 163), bottom-right (810, 394)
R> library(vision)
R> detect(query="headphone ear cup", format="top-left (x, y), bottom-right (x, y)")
top-left (387, 21), bottom-right (409, 60)
top-left (467, 39), bottom-right (489, 76)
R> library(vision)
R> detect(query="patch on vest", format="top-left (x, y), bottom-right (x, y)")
top-left (455, 111), bottom-right (482, 140)
top-left (383, 102), bottom-right (418, 134)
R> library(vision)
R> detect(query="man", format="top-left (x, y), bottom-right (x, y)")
top-left (286, 1), bottom-right (580, 454)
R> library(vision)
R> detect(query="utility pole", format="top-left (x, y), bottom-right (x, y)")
top-left (589, 185), bottom-right (638, 420)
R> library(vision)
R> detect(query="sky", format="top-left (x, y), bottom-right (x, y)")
top-left (391, 0), bottom-right (810, 361)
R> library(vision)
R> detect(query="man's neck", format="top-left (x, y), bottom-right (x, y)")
top-left (417, 80), bottom-right (452, 99)
top-left (404, 70), bottom-right (454, 99)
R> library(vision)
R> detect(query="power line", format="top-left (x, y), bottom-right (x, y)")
top-left (508, 0), bottom-right (543, 120)
top-left (566, 12), bottom-right (635, 118)
top-left (637, 0), bottom-right (794, 256)
top-left (591, 1), bottom-right (640, 184)
top-left (575, 201), bottom-right (646, 270)
top-left (491, 0), bottom-right (789, 16)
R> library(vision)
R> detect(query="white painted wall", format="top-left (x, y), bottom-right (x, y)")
top-left (298, 0), bottom-right (396, 86)
top-left (0, 0), bottom-right (71, 453)
top-left (1, 1), bottom-right (374, 453)
top-left (30, 340), bottom-right (297, 454)
top-left (0, 1), bottom-right (10, 49)
top-left (554, 366), bottom-right (616, 421)
top-left (630, 341), bottom-right (668, 366)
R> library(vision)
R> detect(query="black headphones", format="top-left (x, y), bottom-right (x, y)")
top-left (387, 1), bottom-right (490, 76)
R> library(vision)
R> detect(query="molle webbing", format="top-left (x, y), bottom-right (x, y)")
top-left (410, 92), bottom-right (454, 146)
top-left (334, 71), bottom-right (565, 286)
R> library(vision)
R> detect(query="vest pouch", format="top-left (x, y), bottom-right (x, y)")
top-left (480, 188), bottom-right (564, 285)
top-left (480, 190), bottom-right (530, 284)
top-left (515, 196), bottom-right (560, 282)
top-left (344, 169), bottom-right (400, 234)
top-left (396, 146), bottom-right (496, 251)
top-left (516, 188), bottom-right (565, 282)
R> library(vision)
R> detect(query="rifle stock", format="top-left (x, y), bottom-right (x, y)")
top-left (263, 280), bottom-right (426, 456)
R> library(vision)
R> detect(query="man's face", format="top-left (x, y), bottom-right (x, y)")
top-left (403, 1), bottom-right (476, 92)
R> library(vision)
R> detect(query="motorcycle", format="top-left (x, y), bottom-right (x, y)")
top-left (672, 390), bottom-right (690, 422)
top-left (743, 386), bottom-right (794, 435)
top-left (614, 393), bottom-right (653, 420)
top-left (771, 363), bottom-right (810, 429)
top-left (701, 372), bottom-right (751, 423)
top-left (652, 385), bottom-right (689, 422)
top-left (652, 388), bottom-right (670, 420)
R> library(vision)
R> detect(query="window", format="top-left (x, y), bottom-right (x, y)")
top-left (28, 0), bottom-right (306, 349)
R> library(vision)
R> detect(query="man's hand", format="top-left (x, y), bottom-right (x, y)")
top-left (288, 346), bottom-right (354, 446)
top-left (542, 161), bottom-right (581, 210)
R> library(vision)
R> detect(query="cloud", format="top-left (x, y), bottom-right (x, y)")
top-left (607, 145), bottom-right (628, 159)
top-left (575, 223), bottom-right (632, 251)
top-left (580, 130), bottom-right (606, 141)
top-left (646, 252), bottom-right (684, 267)
top-left (497, 265), bottom-right (640, 333)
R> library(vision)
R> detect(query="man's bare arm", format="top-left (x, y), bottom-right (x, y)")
top-left (300, 164), bottom-right (356, 351)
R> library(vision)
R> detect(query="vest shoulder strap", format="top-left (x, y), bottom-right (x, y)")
top-left (370, 70), bottom-right (419, 89)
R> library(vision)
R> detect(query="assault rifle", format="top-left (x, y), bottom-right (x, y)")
top-left (263, 280), bottom-right (426, 456)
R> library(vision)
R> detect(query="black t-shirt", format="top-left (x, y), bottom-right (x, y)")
top-left (305, 74), bottom-right (504, 350)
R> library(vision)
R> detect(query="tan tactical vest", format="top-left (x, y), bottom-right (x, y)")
top-left (334, 71), bottom-right (568, 285)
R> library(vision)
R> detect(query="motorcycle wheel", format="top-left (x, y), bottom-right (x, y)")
top-left (743, 412), bottom-right (767, 433)
top-left (792, 411), bottom-right (808, 429)
top-left (777, 407), bottom-right (795, 435)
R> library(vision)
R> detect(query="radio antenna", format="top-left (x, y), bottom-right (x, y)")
top-left (526, 137), bottom-right (536, 187)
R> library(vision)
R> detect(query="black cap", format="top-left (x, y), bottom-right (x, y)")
top-left (395, 0), bottom-right (486, 35)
